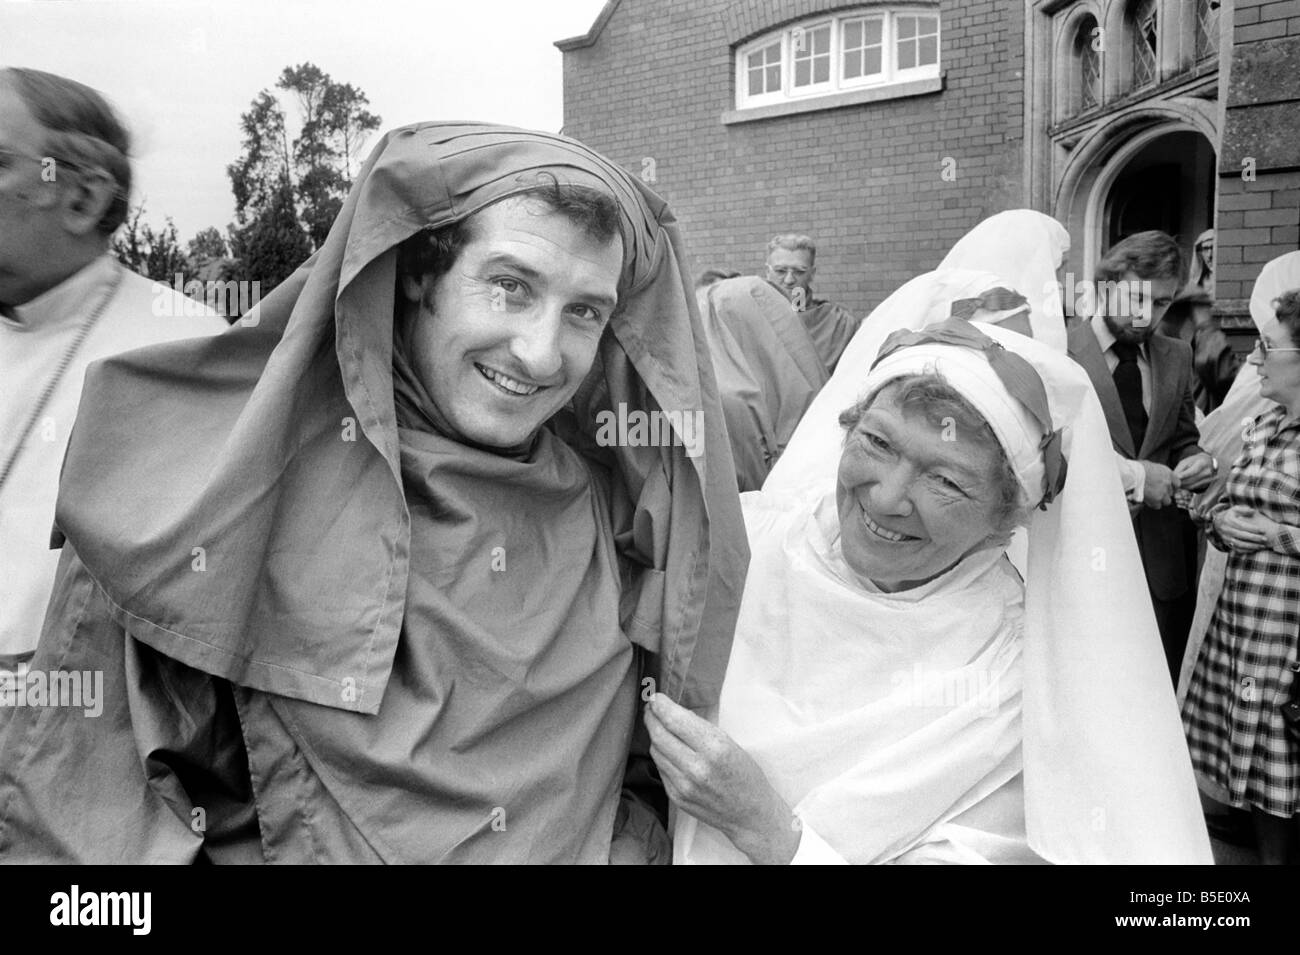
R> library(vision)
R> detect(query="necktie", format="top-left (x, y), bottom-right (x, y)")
top-left (1112, 340), bottom-right (1147, 451)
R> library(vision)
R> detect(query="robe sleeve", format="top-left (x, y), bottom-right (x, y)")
top-left (789, 818), bottom-right (850, 865)
top-left (0, 546), bottom-right (259, 863)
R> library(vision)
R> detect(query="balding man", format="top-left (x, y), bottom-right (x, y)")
top-left (764, 233), bottom-right (860, 373)
top-left (0, 68), bottom-right (226, 671)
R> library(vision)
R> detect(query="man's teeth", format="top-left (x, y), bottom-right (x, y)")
top-left (860, 507), bottom-right (913, 542)
top-left (479, 365), bottom-right (540, 396)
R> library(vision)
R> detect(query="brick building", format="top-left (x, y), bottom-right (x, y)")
top-left (557, 0), bottom-right (1300, 333)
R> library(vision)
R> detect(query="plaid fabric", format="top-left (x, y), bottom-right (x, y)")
top-left (1182, 406), bottom-right (1300, 817)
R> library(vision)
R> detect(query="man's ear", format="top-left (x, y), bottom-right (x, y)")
top-left (58, 166), bottom-right (116, 237)
top-left (400, 271), bottom-right (425, 305)
top-left (806, 263), bottom-right (817, 287)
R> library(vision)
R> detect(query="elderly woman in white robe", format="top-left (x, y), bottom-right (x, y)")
top-left (649, 269), bottom-right (1213, 864)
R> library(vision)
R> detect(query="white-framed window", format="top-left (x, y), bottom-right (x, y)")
top-left (735, 6), bottom-right (940, 109)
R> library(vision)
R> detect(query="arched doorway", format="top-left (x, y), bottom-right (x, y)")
top-left (1103, 129), bottom-right (1216, 251)
top-left (1053, 104), bottom-right (1219, 288)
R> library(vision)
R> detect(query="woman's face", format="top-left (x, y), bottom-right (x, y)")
top-left (836, 383), bottom-right (1008, 592)
top-left (1251, 323), bottom-right (1300, 411)
top-left (1198, 239), bottom-right (1214, 271)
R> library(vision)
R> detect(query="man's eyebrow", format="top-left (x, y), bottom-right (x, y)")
top-left (479, 253), bottom-right (618, 308)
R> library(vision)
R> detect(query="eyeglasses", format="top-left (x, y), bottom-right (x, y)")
top-left (1251, 339), bottom-right (1300, 356)
top-left (0, 146), bottom-right (84, 175)
top-left (767, 267), bottom-right (809, 280)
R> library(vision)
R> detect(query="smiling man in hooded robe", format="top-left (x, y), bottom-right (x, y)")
top-left (0, 124), bottom-right (747, 863)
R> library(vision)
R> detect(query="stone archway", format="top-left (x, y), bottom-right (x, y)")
top-left (1054, 100), bottom-right (1218, 285)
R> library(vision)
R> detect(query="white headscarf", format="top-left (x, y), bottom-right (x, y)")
top-left (938, 209), bottom-right (1071, 353)
top-left (748, 280), bottom-right (1211, 861)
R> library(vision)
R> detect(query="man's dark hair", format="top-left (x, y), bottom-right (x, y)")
top-left (1095, 230), bottom-right (1184, 285)
top-left (1, 67), bottom-right (132, 235)
top-left (397, 175), bottom-right (622, 291)
top-left (1273, 289), bottom-right (1300, 346)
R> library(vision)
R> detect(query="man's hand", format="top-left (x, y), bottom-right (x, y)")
top-left (645, 694), bottom-right (800, 865)
top-left (1173, 452), bottom-right (1216, 493)
top-left (1214, 505), bottom-right (1271, 552)
top-left (1141, 461), bottom-right (1176, 509)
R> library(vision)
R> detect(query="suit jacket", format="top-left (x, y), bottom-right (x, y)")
top-left (1066, 319), bottom-right (1205, 599)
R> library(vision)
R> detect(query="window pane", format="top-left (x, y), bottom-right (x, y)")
top-left (1196, 0), bottom-right (1219, 59)
top-left (748, 49), bottom-right (764, 71)
top-left (795, 58), bottom-right (810, 86)
top-left (845, 20), bottom-right (862, 47)
top-left (919, 35), bottom-right (937, 66)
top-left (918, 16), bottom-right (939, 39)
top-left (844, 50), bottom-right (862, 79)
top-left (813, 25), bottom-right (830, 54)
top-left (748, 68), bottom-right (763, 96)
top-left (898, 40), bottom-right (916, 70)
top-left (898, 16), bottom-right (916, 40)
top-left (866, 19), bottom-right (882, 44)
top-left (814, 56), bottom-right (829, 83)
top-left (766, 64), bottom-right (780, 90)
top-left (864, 47), bottom-right (882, 75)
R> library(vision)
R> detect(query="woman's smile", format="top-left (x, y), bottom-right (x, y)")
top-left (859, 501), bottom-right (919, 543)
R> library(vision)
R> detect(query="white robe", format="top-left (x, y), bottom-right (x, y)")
top-left (0, 255), bottom-right (227, 657)
top-left (675, 491), bottom-right (1043, 865)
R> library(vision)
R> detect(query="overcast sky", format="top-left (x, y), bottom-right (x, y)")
top-left (0, 0), bottom-right (608, 239)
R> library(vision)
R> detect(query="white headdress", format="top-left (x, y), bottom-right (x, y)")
top-left (764, 262), bottom-right (1212, 862)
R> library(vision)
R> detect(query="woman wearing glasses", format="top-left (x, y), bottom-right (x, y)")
top-left (1182, 287), bottom-right (1300, 865)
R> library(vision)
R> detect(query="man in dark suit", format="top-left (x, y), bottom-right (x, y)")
top-left (1066, 231), bottom-right (1217, 679)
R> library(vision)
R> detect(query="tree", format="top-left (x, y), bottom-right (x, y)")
top-left (111, 201), bottom-right (187, 282)
top-left (226, 63), bottom-right (381, 279)
top-left (187, 226), bottom-right (229, 264)
top-left (228, 179), bottom-right (312, 292)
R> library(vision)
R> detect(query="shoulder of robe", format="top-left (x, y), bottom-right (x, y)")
top-left (115, 269), bottom-right (231, 337)
top-left (740, 490), bottom-right (808, 543)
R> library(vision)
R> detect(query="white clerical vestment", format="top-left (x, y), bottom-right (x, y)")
top-left (0, 255), bottom-right (227, 657)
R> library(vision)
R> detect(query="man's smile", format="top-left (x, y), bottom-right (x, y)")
top-left (475, 362), bottom-right (545, 397)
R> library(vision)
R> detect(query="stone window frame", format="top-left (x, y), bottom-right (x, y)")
top-left (1049, 0), bottom-right (1220, 125)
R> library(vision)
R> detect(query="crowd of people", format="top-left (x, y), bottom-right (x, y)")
top-left (0, 67), bottom-right (1296, 865)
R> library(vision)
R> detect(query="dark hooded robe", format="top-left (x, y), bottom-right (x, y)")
top-left (696, 277), bottom-right (827, 491)
top-left (795, 297), bottom-right (861, 375)
top-left (0, 123), bottom-right (748, 863)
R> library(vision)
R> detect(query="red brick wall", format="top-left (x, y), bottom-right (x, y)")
top-left (560, 0), bottom-right (1026, 318)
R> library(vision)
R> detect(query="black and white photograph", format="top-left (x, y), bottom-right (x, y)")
top-left (0, 0), bottom-right (1295, 918)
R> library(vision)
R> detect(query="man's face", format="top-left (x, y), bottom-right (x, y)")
top-left (0, 82), bottom-right (65, 308)
top-left (403, 196), bottom-right (623, 451)
top-left (1101, 270), bottom-right (1179, 345)
top-left (765, 247), bottom-right (815, 305)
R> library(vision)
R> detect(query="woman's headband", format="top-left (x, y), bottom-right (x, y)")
top-left (867, 317), bottom-right (1068, 509)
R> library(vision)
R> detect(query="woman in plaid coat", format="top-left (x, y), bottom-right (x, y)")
top-left (1183, 288), bottom-right (1300, 865)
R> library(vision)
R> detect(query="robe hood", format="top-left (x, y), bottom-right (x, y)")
top-left (54, 122), bottom-right (748, 714)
